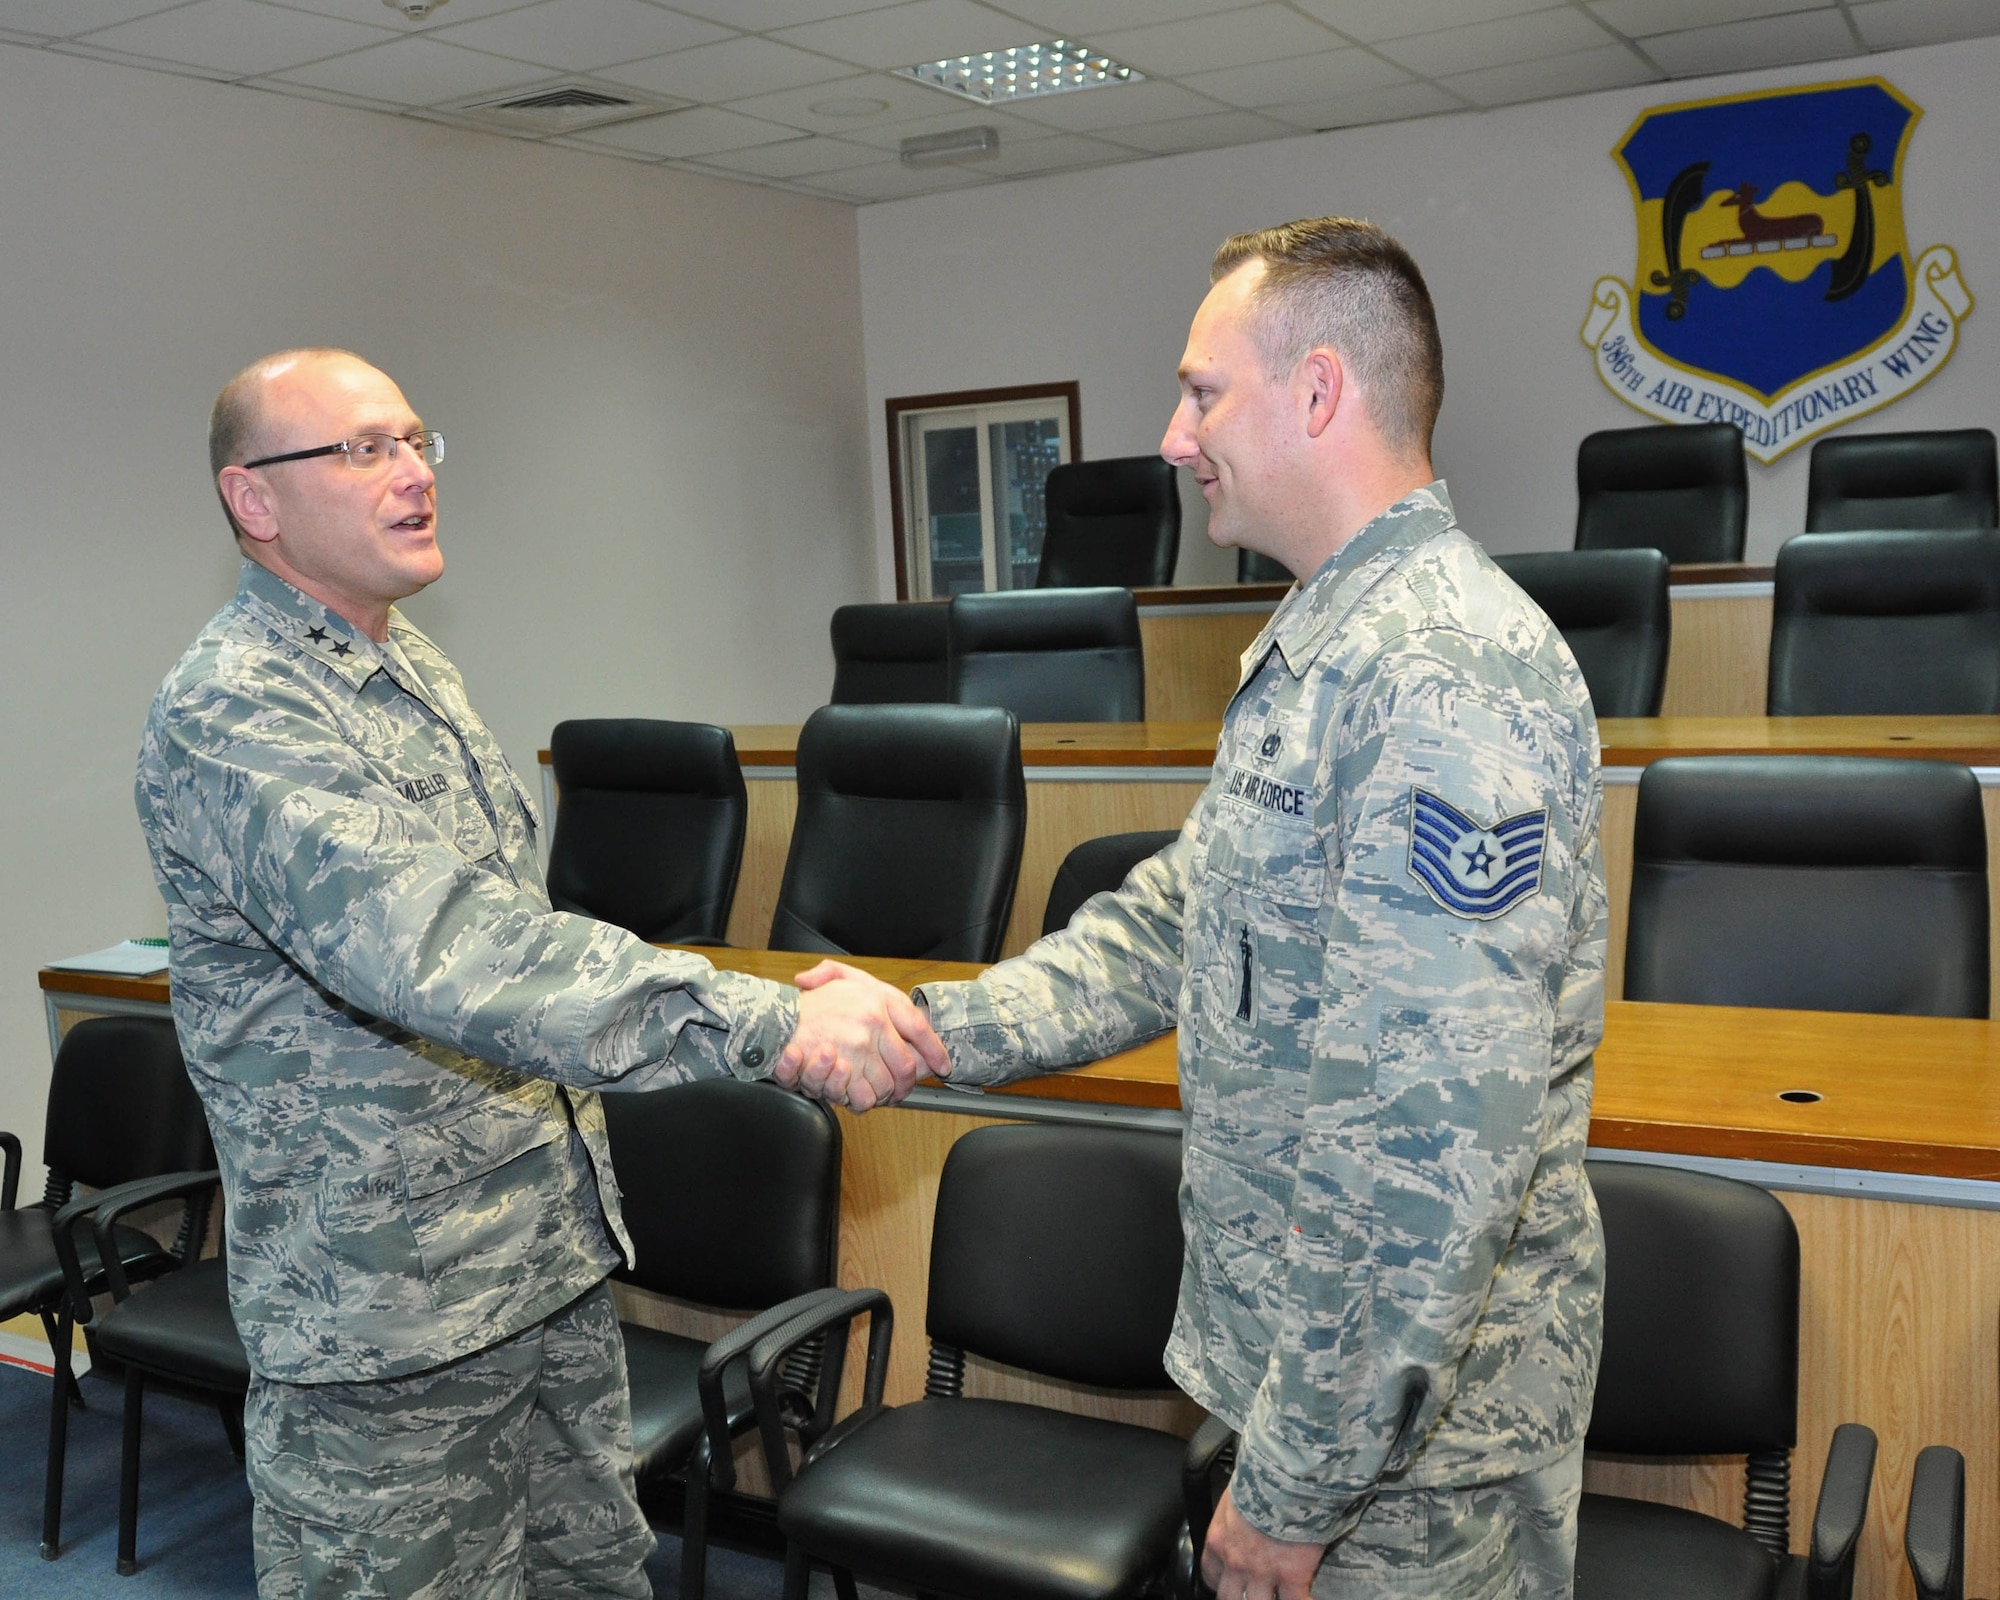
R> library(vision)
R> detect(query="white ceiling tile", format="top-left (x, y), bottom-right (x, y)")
top-left (1442, 40), bottom-right (1658, 106)
top-left (79, 0), bottom-right (398, 75)
top-left (269, 0), bottom-right (537, 28)
top-left (1850, 0), bottom-right (2000, 51)
top-left (1262, 79), bottom-right (1464, 129)
top-left (1092, 5), bottom-right (1344, 77)
top-left (724, 70), bottom-right (958, 132)
top-left (600, 35), bottom-right (851, 101)
top-left (2, 0), bottom-right (193, 37)
top-left (668, 0), bottom-right (899, 29)
top-left (1639, 8), bottom-right (1857, 73)
top-left (796, 157), bottom-right (992, 200)
top-left (1005, 79), bottom-right (1220, 132)
top-left (687, 134), bottom-right (886, 178)
top-left (569, 103), bottom-right (799, 157)
top-left (1004, 0), bottom-right (1266, 31)
top-left (1293, 0), bottom-right (1559, 45)
top-left (1588, 0), bottom-right (1828, 36)
top-left (1182, 45), bottom-right (1409, 108)
top-left (1111, 107), bottom-right (1295, 151)
top-left (272, 34), bottom-right (545, 103)
top-left (773, 0), bottom-right (1030, 70)
top-left (839, 105), bottom-right (1057, 148)
top-left (1378, 8), bottom-right (1615, 77)
top-left (429, 0), bottom-right (731, 72)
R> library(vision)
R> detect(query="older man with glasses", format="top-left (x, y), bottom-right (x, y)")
top-left (135, 347), bottom-right (941, 1598)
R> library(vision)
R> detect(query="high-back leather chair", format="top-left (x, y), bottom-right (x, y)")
top-left (604, 1079), bottom-right (841, 1600)
top-left (547, 719), bottom-right (746, 945)
top-left (1624, 755), bottom-right (1989, 1017)
top-left (1041, 830), bottom-right (1181, 937)
top-left (1767, 528), bottom-right (2000, 715)
top-left (1238, 548), bottom-right (1293, 584)
top-left (829, 602), bottom-right (950, 705)
top-left (743, 1122), bottom-right (1230, 1600)
top-left (948, 588), bottom-right (1145, 722)
top-left (1575, 422), bottom-right (1747, 564)
top-left (1576, 1161), bottom-right (1876, 1600)
top-left (1036, 457), bottom-right (1180, 589)
top-left (770, 705), bottom-right (1026, 962)
top-left (1496, 548), bottom-right (1672, 717)
top-left (1805, 428), bottom-right (1998, 532)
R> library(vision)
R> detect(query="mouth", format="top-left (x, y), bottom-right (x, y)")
top-left (393, 512), bottom-right (434, 533)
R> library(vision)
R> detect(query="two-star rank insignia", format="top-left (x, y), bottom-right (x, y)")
top-left (331, 640), bottom-right (352, 657)
top-left (305, 626), bottom-right (327, 643)
top-left (1407, 788), bottom-right (1548, 919)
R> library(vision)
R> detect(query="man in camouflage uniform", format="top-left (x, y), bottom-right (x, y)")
top-left (796, 220), bottom-right (1605, 1598)
top-left (136, 348), bottom-right (941, 1598)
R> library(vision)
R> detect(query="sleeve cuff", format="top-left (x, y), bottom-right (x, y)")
top-left (910, 979), bottom-right (1016, 1089)
top-left (706, 969), bottom-right (799, 1079)
top-left (1228, 1433), bottom-right (1368, 1547)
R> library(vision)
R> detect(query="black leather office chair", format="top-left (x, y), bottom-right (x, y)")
top-left (949, 588), bottom-right (1145, 722)
top-left (1805, 428), bottom-right (1998, 532)
top-left (1036, 457), bottom-right (1180, 589)
top-left (3, 1017), bottom-right (217, 1562)
top-left (53, 1167), bottom-right (245, 1575)
top-left (1766, 528), bottom-right (2000, 715)
top-left (1624, 755), bottom-right (1988, 1018)
top-left (1042, 830), bottom-right (1181, 937)
top-left (604, 1079), bottom-right (842, 1600)
top-left (829, 603), bottom-right (950, 705)
top-left (1576, 1161), bottom-right (1876, 1600)
top-left (744, 1122), bottom-right (1231, 1600)
top-left (1575, 422), bottom-right (1747, 564)
top-left (547, 719), bottom-right (747, 944)
top-left (1495, 549), bottom-right (1672, 717)
top-left (1237, 549), bottom-right (1292, 584)
top-left (770, 704), bottom-right (1026, 963)
top-left (1904, 1444), bottom-right (1966, 1600)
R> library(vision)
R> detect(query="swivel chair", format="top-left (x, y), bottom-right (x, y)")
top-left (1805, 428), bottom-right (1998, 532)
top-left (1042, 830), bottom-right (1182, 937)
top-left (1575, 422), bottom-right (1747, 564)
top-left (829, 603), bottom-right (950, 705)
top-left (1496, 548), bottom-right (1672, 717)
top-left (948, 588), bottom-right (1145, 723)
top-left (1237, 549), bottom-right (1292, 584)
top-left (1036, 457), bottom-right (1180, 590)
top-left (1904, 1444), bottom-right (1967, 1600)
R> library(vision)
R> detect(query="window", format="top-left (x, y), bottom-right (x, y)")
top-left (887, 383), bottom-right (1080, 600)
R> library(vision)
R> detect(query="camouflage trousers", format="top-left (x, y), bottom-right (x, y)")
top-left (244, 1281), bottom-right (654, 1600)
top-left (1310, 1446), bottom-right (1584, 1599)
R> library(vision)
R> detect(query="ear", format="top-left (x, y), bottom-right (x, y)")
top-left (1302, 348), bottom-right (1342, 440)
top-left (218, 466), bottom-right (281, 546)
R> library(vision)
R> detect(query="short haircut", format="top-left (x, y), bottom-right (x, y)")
top-left (208, 347), bottom-right (361, 541)
top-left (1211, 217), bottom-right (1443, 461)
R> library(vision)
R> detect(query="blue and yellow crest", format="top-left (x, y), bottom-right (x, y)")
top-left (1582, 78), bottom-right (1972, 461)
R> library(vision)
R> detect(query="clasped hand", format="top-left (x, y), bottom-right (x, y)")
top-left (773, 959), bottom-right (949, 1112)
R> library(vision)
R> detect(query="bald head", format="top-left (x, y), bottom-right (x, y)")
top-left (209, 348), bottom-right (369, 540)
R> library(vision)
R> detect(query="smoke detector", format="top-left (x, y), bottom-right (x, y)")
top-left (384, 0), bottom-right (448, 16)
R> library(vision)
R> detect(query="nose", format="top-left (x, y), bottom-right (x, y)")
top-left (1161, 396), bottom-right (1199, 468)
top-left (395, 441), bottom-right (436, 494)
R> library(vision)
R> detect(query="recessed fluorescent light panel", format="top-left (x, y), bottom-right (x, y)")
top-left (899, 40), bottom-right (1142, 105)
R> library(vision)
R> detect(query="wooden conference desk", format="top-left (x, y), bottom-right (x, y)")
top-left (36, 955), bottom-right (2000, 1597)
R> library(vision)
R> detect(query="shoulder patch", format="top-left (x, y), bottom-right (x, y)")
top-left (1407, 788), bottom-right (1547, 919)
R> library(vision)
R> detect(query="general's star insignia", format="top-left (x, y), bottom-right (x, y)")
top-left (305, 626), bottom-right (327, 643)
top-left (331, 640), bottom-right (352, 656)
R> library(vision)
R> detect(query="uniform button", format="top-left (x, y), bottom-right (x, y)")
top-left (743, 1046), bottom-right (766, 1069)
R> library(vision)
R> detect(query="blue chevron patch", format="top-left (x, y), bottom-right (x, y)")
top-left (1407, 789), bottom-right (1548, 920)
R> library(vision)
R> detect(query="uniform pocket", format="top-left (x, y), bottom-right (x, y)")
top-left (413, 776), bottom-right (499, 863)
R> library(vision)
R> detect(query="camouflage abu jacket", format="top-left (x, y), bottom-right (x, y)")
top-left (136, 561), bottom-right (798, 1384)
top-left (916, 485), bottom-right (1606, 1545)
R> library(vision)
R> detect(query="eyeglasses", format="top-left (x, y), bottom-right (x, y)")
top-left (243, 430), bottom-right (445, 472)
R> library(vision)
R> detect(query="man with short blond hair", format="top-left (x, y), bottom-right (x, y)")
top-left (797, 218), bottom-right (1606, 1598)
top-left (140, 348), bottom-right (939, 1598)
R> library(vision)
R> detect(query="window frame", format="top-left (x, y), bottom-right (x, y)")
top-left (885, 381), bottom-right (1082, 601)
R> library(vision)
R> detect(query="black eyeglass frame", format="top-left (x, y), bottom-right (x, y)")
top-left (243, 430), bottom-right (444, 471)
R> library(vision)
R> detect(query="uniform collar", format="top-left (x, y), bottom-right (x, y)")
top-left (1264, 481), bottom-right (1458, 679)
top-left (235, 560), bottom-right (398, 694)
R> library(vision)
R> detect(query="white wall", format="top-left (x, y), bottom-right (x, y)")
top-left (0, 44), bottom-right (870, 1158)
top-left (858, 34), bottom-right (1999, 589)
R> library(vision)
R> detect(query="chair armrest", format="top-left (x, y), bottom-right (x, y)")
top-left (1802, 1422), bottom-right (1876, 1600)
top-left (1906, 1444), bottom-right (1966, 1600)
top-left (83, 1169), bottom-right (220, 1303)
top-left (746, 1287), bottom-right (893, 1493)
top-left (1177, 1417), bottom-right (1237, 1599)
top-left (0, 1130), bottom-right (20, 1211)
top-left (695, 1286), bottom-right (847, 1493)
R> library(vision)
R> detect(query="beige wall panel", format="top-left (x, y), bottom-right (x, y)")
top-left (1661, 594), bottom-right (1772, 717)
top-left (1141, 611), bottom-right (1266, 723)
top-left (728, 780), bottom-right (799, 950)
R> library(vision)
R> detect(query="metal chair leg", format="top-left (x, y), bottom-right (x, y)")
top-left (832, 1566), bottom-right (861, 1600)
top-left (40, 1307), bottom-right (75, 1560)
top-left (117, 1367), bottom-right (144, 1576)
top-left (218, 1399), bottom-right (245, 1463)
top-left (781, 1542), bottom-right (812, 1600)
top-left (681, 1437), bottom-right (713, 1600)
top-left (39, 1309), bottom-right (85, 1409)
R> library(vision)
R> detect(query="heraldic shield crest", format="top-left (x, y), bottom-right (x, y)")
top-left (1582, 78), bottom-right (1973, 461)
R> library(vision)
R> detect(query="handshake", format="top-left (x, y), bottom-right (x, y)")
top-left (773, 959), bottom-right (950, 1112)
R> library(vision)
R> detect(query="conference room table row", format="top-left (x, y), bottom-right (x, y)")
top-left (35, 942), bottom-right (2000, 1600)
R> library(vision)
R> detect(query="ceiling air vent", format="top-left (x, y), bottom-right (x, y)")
top-left (444, 80), bottom-right (681, 136)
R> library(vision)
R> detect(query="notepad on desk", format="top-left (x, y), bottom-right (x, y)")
top-left (46, 939), bottom-right (170, 977)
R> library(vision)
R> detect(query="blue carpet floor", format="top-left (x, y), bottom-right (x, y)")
top-left (0, 1361), bottom-right (881, 1598)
